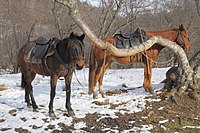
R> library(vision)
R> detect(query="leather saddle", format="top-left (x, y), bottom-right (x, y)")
top-left (24, 37), bottom-right (60, 63)
top-left (114, 28), bottom-right (148, 49)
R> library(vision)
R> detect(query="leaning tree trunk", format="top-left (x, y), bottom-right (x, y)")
top-left (163, 50), bottom-right (200, 101)
top-left (55, 0), bottom-right (196, 97)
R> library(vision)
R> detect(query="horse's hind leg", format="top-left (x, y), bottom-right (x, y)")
top-left (88, 60), bottom-right (96, 95)
top-left (92, 65), bottom-right (103, 99)
top-left (88, 49), bottom-right (96, 95)
top-left (25, 88), bottom-right (31, 108)
top-left (98, 62), bottom-right (110, 98)
top-left (24, 72), bottom-right (38, 110)
top-left (21, 71), bottom-right (31, 107)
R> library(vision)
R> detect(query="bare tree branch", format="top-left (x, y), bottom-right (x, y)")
top-left (195, 0), bottom-right (200, 16)
top-left (52, 1), bottom-right (64, 39)
top-left (27, 21), bottom-right (37, 43)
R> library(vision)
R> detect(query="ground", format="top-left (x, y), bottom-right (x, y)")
top-left (49, 90), bottom-right (200, 133)
top-left (1, 88), bottom-right (200, 133)
top-left (0, 68), bottom-right (200, 132)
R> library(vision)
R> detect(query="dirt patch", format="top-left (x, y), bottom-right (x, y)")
top-left (106, 89), bottom-right (128, 96)
top-left (51, 90), bottom-right (200, 132)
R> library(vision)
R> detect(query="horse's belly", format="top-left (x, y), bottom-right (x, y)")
top-left (25, 62), bottom-right (50, 76)
top-left (112, 56), bottom-right (137, 64)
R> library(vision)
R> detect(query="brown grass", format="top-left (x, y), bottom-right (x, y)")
top-left (0, 84), bottom-right (8, 91)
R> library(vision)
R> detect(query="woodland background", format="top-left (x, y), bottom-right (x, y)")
top-left (0, 0), bottom-right (199, 71)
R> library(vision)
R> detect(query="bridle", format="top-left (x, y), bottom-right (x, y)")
top-left (175, 29), bottom-right (188, 51)
top-left (54, 38), bottom-right (84, 78)
top-left (69, 39), bottom-right (84, 61)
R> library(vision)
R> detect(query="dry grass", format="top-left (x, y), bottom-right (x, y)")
top-left (0, 84), bottom-right (8, 91)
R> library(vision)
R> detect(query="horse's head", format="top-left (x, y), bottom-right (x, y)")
top-left (67, 32), bottom-right (85, 70)
top-left (175, 24), bottom-right (191, 52)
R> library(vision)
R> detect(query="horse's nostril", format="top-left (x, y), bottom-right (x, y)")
top-left (76, 64), bottom-right (83, 70)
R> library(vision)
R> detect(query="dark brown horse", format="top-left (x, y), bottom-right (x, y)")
top-left (89, 24), bottom-right (191, 99)
top-left (18, 32), bottom-right (85, 118)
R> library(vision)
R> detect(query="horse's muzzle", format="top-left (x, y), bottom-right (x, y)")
top-left (76, 59), bottom-right (84, 70)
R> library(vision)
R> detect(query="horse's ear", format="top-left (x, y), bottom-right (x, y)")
top-left (179, 24), bottom-right (185, 31)
top-left (70, 32), bottom-right (74, 38)
top-left (80, 33), bottom-right (85, 41)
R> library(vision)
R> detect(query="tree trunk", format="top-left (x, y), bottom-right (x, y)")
top-left (163, 50), bottom-right (200, 101)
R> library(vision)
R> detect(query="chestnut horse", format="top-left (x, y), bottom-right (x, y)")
top-left (18, 32), bottom-right (85, 118)
top-left (89, 24), bottom-right (191, 99)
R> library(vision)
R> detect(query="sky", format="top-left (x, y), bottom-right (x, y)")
top-left (80, 0), bottom-right (100, 6)
top-left (0, 67), bottom-right (169, 132)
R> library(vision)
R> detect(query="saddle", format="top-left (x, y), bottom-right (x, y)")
top-left (24, 37), bottom-right (60, 64)
top-left (114, 28), bottom-right (148, 49)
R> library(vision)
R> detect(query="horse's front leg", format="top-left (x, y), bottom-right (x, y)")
top-left (24, 72), bottom-right (38, 110)
top-left (143, 58), bottom-right (154, 94)
top-left (65, 74), bottom-right (75, 117)
top-left (49, 75), bottom-right (58, 119)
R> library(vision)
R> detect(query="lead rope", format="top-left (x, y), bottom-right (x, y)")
top-left (141, 52), bottom-right (175, 66)
top-left (139, 28), bottom-right (150, 75)
top-left (73, 69), bottom-right (86, 89)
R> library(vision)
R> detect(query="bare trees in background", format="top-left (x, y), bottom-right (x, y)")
top-left (0, 0), bottom-right (55, 70)
top-left (0, 0), bottom-right (199, 71)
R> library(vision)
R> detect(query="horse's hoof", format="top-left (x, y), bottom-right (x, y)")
top-left (33, 108), bottom-right (39, 112)
top-left (27, 104), bottom-right (32, 108)
top-left (93, 93), bottom-right (98, 99)
top-left (101, 93), bottom-right (107, 98)
top-left (88, 91), bottom-right (93, 95)
top-left (150, 90), bottom-right (157, 97)
top-left (68, 110), bottom-right (75, 117)
top-left (149, 89), bottom-right (155, 94)
top-left (63, 109), bottom-right (75, 117)
top-left (49, 113), bottom-right (57, 120)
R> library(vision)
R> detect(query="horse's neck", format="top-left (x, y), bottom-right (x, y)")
top-left (56, 44), bottom-right (70, 63)
top-left (103, 36), bottom-right (115, 44)
top-left (146, 30), bottom-right (178, 42)
top-left (146, 30), bottom-right (178, 52)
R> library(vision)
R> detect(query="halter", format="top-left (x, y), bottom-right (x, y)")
top-left (69, 39), bottom-right (84, 61)
top-left (54, 38), bottom-right (84, 78)
top-left (176, 29), bottom-right (188, 50)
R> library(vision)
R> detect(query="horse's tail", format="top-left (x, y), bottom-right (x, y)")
top-left (88, 44), bottom-right (96, 93)
top-left (21, 73), bottom-right (26, 88)
top-left (17, 63), bottom-right (25, 89)
top-left (17, 47), bottom-right (26, 89)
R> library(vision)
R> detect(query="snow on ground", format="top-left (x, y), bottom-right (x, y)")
top-left (0, 67), bottom-right (169, 132)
